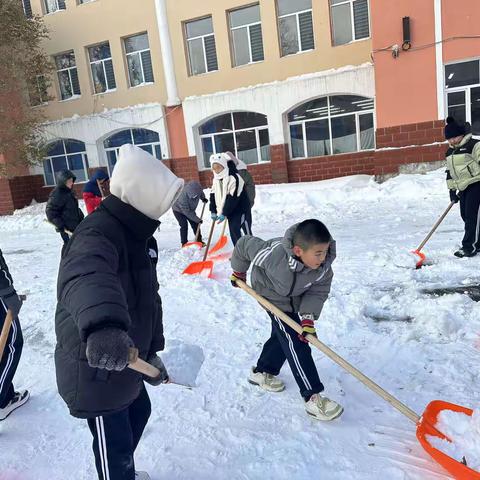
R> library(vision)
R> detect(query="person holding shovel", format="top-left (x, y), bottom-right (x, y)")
top-left (445, 116), bottom-right (480, 258)
top-left (172, 180), bottom-right (207, 247)
top-left (209, 153), bottom-right (252, 246)
top-left (82, 170), bottom-right (109, 215)
top-left (230, 219), bottom-right (343, 421)
top-left (55, 144), bottom-right (183, 480)
top-left (0, 248), bottom-right (29, 421)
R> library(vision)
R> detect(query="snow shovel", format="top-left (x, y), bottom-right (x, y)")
top-left (412, 201), bottom-right (455, 269)
top-left (182, 203), bottom-right (207, 249)
top-left (182, 220), bottom-right (216, 278)
top-left (127, 348), bottom-right (193, 390)
top-left (208, 219), bottom-right (228, 255)
top-left (235, 279), bottom-right (480, 480)
top-left (0, 295), bottom-right (27, 361)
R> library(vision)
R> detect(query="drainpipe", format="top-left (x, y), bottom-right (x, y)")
top-left (154, 0), bottom-right (181, 106)
top-left (434, 0), bottom-right (445, 120)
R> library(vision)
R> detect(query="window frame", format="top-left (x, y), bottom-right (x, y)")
top-left (44, 0), bottom-right (66, 14)
top-left (198, 112), bottom-right (270, 169)
top-left (184, 16), bottom-right (218, 76)
top-left (329, 0), bottom-right (371, 47)
top-left (124, 32), bottom-right (154, 88)
top-left (54, 51), bottom-right (81, 101)
top-left (287, 95), bottom-right (375, 160)
top-left (444, 59), bottom-right (480, 137)
top-left (276, 1), bottom-right (314, 57)
top-left (43, 140), bottom-right (89, 187)
top-left (87, 42), bottom-right (116, 95)
top-left (228, 3), bottom-right (264, 67)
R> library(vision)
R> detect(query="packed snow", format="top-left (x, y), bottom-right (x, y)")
top-left (1, 168), bottom-right (480, 479)
top-left (427, 409), bottom-right (480, 471)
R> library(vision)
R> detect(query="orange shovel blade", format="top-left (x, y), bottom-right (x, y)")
top-left (411, 250), bottom-right (426, 269)
top-left (416, 400), bottom-right (480, 480)
top-left (208, 235), bottom-right (228, 255)
top-left (182, 260), bottom-right (214, 278)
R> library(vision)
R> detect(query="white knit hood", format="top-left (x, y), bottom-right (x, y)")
top-left (210, 153), bottom-right (229, 180)
top-left (110, 144), bottom-right (184, 220)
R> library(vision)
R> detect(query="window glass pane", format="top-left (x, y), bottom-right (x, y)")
top-left (330, 95), bottom-right (373, 115)
top-left (306, 119), bottom-right (331, 157)
top-left (141, 51), bottom-right (154, 83)
top-left (107, 150), bottom-right (118, 173)
top-left (445, 61), bottom-right (480, 89)
top-left (43, 160), bottom-right (54, 185)
top-left (154, 145), bottom-right (162, 159)
top-left (230, 5), bottom-right (260, 28)
top-left (259, 129), bottom-right (270, 161)
top-left (200, 114), bottom-right (233, 135)
top-left (332, 3), bottom-right (353, 46)
top-left (132, 129), bottom-right (159, 144)
top-left (277, 0), bottom-right (311, 16)
top-left (233, 112), bottom-right (267, 130)
top-left (299, 11), bottom-right (314, 51)
top-left (359, 113), bottom-right (375, 150)
top-left (68, 154), bottom-right (87, 182)
top-left (186, 17), bottom-right (213, 38)
top-left (289, 97), bottom-right (328, 121)
top-left (204, 35), bottom-right (218, 72)
top-left (52, 156), bottom-right (68, 178)
top-left (232, 27), bottom-right (251, 66)
top-left (139, 145), bottom-right (153, 155)
top-left (236, 130), bottom-right (259, 165)
top-left (22, 0), bottom-right (33, 18)
top-left (188, 38), bottom-right (206, 75)
top-left (89, 43), bottom-right (111, 62)
top-left (447, 91), bottom-right (466, 125)
top-left (124, 33), bottom-right (149, 54)
top-left (70, 68), bottom-right (81, 95)
top-left (65, 140), bottom-right (86, 154)
top-left (331, 115), bottom-right (357, 154)
top-left (58, 0), bottom-right (65, 8)
top-left (353, 0), bottom-right (370, 39)
top-left (279, 15), bottom-right (299, 55)
top-left (202, 137), bottom-right (214, 168)
top-left (55, 51), bottom-right (76, 70)
top-left (47, 141), bottom-right (65, 156)
top-left (290, 124), bottom-right (305, 158)
top-left (104, 60), bottom-right (116, 90)
top-left (249, 24), bottom-right (265, 62)
top-left (127, 53), bottom-right (144, 87)
top-left (214, 133), bottom-right (235, 155)
top-left (471, 87), bottom-right (480, 136)
top-left (91, 62), bottom-right (107, 93)
top-left (58, 70), bottom-right (72, 100)
top-left (104, 130), bottom-right (132, 149)
top-left (45, 0), bottom-right (58, 13)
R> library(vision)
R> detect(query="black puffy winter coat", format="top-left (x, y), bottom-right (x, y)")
top-left (55, 195), bottom-right (164, 418)
top-left (46, 170), bottom-right (84, 232)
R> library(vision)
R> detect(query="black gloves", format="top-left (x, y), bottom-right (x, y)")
top-left (86, 327), bottom-right (134, 371)
top-left (2, 292), bottom-right (23, 319)
top-left (144, 354), bottom-right (169, 386)
top-left (201, 198), bottom-right (208, 204)
top-left (449, 190), bottom-right (460, 204)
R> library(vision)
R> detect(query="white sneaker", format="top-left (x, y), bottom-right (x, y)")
top-left (248, 367), bottom-right (285, 392)
top-left (135, 472), bottom-right (151, 480)
top-left (0, 390), bottom-right (30, 421)
top-left (305, 394), bottom-right (343, 421)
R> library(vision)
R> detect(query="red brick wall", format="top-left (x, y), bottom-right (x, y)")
top-left (0, 178), bottom-right (14, 215)
top-left (376, 121), bottom-right (445, 148)
top-left (169, 156), bottom-right (200, 182)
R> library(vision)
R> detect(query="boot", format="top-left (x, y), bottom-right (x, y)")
top-left (305, 394), bottom-right (343, 421)
top-left (248, 367), bottom-right (285, 392)
top-left (0, 390), bottom-right (30, 421)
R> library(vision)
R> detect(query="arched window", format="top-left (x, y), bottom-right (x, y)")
top-left (103, 128), bottom-right (162, 174)
top-left (43, 139), bottom-right (89, 186)
top-left (199, 112), bottom-right (270, 168)
top-left (288, 95), bottom-right (375, 158)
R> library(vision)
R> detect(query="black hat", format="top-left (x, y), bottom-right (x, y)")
top-left (56, 169), bottom-right (76, 186)
top-left (445, 116), bottom-right (466, 140)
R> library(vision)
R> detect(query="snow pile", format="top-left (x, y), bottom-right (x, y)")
top-left (427, 409), bottom-right (480, 471)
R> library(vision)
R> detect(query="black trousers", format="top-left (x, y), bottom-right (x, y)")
top-left (459, 182), bottom-right (480, 253)
top-left (173, 211), bottom-right (202, 245)
top-left (228, 209), bottom-right (252, 246)
top-left (87, 385), bottom-right (151, 480)
top-left (60, 231), bottom-right (70, 257)
top-left (256, 311), bottom-right (324, 400)
top-left (0, 299), bottom-right (24, 408)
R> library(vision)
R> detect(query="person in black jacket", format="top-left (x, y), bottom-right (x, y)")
top-left (0, 248), bottom-right (29, 421)
top-left (55, 144), bottom-right (183, 480)
top-left (46, 169), bottom-right (84, 251)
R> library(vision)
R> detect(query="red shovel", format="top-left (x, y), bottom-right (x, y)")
top-left (208, 220), bottom-right (228, 255)
top-left (236, 279), bottom-right (479, 479)
top-left (412, 201), bottom-right (455, 268)
top-left (182, 220), bottom-right (216, 278)
top-left (182, 203), bottom-right (207, 249)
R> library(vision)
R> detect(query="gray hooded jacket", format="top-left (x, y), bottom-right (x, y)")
top-left (231, 224), bottom-right (335, 319)
top-left (172, 181), bottom-right (206, 223)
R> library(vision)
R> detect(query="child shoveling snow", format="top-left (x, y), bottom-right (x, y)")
top-left (427, 408), bottom-right (480, 471)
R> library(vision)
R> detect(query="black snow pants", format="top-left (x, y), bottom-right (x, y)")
top-left (227, 209), bottom-right (252, 246)
top-left (173, 211), bottom-right (202, 246)
top-left (459, 181), bottom-right (480, 253)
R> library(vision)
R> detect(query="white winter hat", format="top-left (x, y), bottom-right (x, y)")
top-left (210, 153), bottom-right (229, 170)
top-left (110, 144), bottom-right (184, 220)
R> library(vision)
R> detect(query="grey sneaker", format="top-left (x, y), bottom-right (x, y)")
top-left (0, 390), bottom-right (30, 421)
top-left (248, 367), bottom-right (285, 392)
top-left (305, 394), bottom-right (343, 421)
top-left (135, 472), bottom-right (151, 480)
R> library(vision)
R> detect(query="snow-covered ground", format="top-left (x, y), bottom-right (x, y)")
top-left (1, 169), bottom-right (479, 480)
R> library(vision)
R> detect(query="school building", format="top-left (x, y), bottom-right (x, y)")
top-left (1, 0), bottom-right (479, 214)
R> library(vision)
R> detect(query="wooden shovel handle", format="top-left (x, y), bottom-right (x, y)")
top-left (202, 221), bottom-right (216, 262)
top-left (0, 295), bottom-right (26, 360)
top-left (235, 280), bottom-right (421, 424)
top-left (194, 203), bottom-right (207, 242)
top-left (416, 202), bottom-right (455, 252)
top-left (127, 347), bottom-right (160, 378)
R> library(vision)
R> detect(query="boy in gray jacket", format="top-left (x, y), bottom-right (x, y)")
top-left (230, 219), bottom-right (343, 421)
